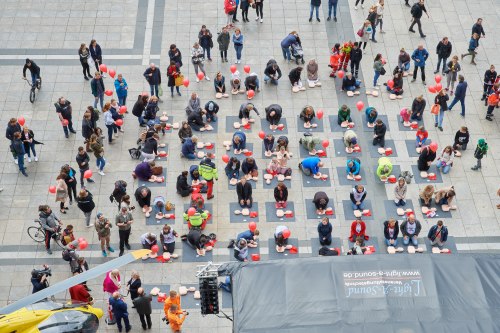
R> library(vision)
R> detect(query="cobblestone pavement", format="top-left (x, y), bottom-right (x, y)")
top-left (0, 0), bottom-right (499, 332)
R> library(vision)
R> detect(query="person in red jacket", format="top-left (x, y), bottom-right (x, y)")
top-left (224, 0), bottom-right (237, 28)
top-left (69, 272), bottom-right (91, 304)
top-left (349, 219), bottom-right (369, 242)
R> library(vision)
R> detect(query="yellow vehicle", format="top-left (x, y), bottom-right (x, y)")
top-left (0, 249), bottom-right (150, 333)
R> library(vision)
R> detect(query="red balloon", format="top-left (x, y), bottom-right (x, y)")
top-left (222, 154), bottom-right (230, 163)
top-left (435, 83), bottom-right (442, 91)
top-left (99, 64), bottom-right (108, 73)
top-left (105, 90), bottom-right (113, 96)
top-left (321, 139), bottom-right (330, 148)
top-left (282, 229), bottom-right (291, 239)
top-left (108, 69), bottom-right (116, 78)
top-left (337, 70), bottom-right (345, 79)
top-left (115, 119), bottom-right (123, 126)
top-left (141, 91), bottom-right (149, 97)
top-left (248, 222), bottom-right (257, 232)
top-left (243, 65), bottom-right (251, 73)
top-left (18, 116), bottom-right (25, 126)
top-left (356, 101), bottom-right (364, 111)
top-left (197, 72), bottom-right (205, 80)
top-left (49, 186), bottom-right (56, 194)
top-left (84, 170), bottom-right (93, 179)
top-left (62, 119), bottom-right (69, 126)
top-left (183, 79), bottom-right (190, 87)
top-left (316, 109), bottom-right (324, 120)
top-left (258, 131), bottom-right (265, 139)
top-left (247, 90), bottom-right (255, 99)
top-left (78, 238), bottom-right (85, 243)
top-left (435, 74), bottom-right (442, 83)
top-left (119, 106), bottom-right (127, 114)
top-left (387, 79), bottom-right (394, 89)
top-left (230, 65), bottom-right (237, 74)
top-left (187, 207), bottom-right (196, 216)
top-left (428, 86), bottom-right (436, 93)
top-left (79, 240), bottom-right (88, 250)
top-left (151, 245), bottom-right (159, 254)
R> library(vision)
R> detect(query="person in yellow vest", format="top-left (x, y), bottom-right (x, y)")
top-left (376, 156), bottom-right (393, 180)
top-left (198, 153), bottom-right (218, 200)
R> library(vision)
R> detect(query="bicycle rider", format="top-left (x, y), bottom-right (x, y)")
top-left (38, 205), bottom-right (63, 255)
top-left (23, 58), bottom-right (41, 89)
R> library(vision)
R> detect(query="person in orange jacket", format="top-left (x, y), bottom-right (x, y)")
top-left (167, 304), bottom-right (188, 332)
top-left (163, 290), bottom-right (182, 317)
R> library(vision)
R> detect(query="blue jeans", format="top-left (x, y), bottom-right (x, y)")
top-left (62, 119), bottom-right (75, 136)
top-left (373, 71), bottom-right (381, 86)
top-left (434, 108), bottom-right (445, 127)
top-left (435, 160), bottom-right (451, 174)
top-left (153, 205), bottom-right (167, 215)
top-left (385, 238), bottom-right (398, 246)
top-left (226, 169), bottom-right (240, 179)
top-left (93, 92), bottom-right (104, 110)
top-left (395, 199), bottom-right (406, 206)
top-left (31, 73), bottom-right (39, 88)
top-left (403, 236), bottom-right (418, 246)
top-left (310, 5), bottom-right (320, 19)
top-left (183, 153), bottom-right (196, 160)
top-left (416, 137), bottom-right (427, 147)
top-left (351, 201), bottom-right (365, 210)
top-left (118, 95), bottom-right (127, 106)
top-left (448, 97), bottom-right (465, 116)
top-left (282, 47), bottom-right (291, 61)
top-left (371, 25), bottom-right (376, 40)
top-left (25, 142), bottom-right (36, 157)
top-left (402, 62), bottom-right (410, 71)
top-left (436, 56), bottom-right (447, 73)
top-left (264, 75), bottom-right (279, 85)
top-left (96, 157), bottom-right (106, 171)
top-left (105, 124), bottom-right (115, 143)
top-left (150, 84), bottom-right (159, 97)
top-left (328, 0), bottom-right (338, 17)
top-left (17, 153), bottom-right (25, 172)
top-left (345, 80), bottom-right (361, 91)
top-left (202, 47), bottom-right (211, 60)
top-left (138, 115), bottom-right (146, 126)
top-left (206, 111), bottom-right (217, 122)
top-left (234, 44), bottom-right (243, 60)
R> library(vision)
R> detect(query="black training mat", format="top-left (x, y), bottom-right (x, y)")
top-left (383, 199), bottom-right (415, 220)
top-left (179, 284), bottom-right (202, 309)
top-left (262, 171), bottom-right (292, 190)
top-left (296, 115), bottom-right (324, 132)
top-left (405, 139), bottom-right (433, 158)
top-left (229, 202), bottom-right (260, 223)
top-left (342, 200), bottom-right (374, 220)
top-left (333, 139), bottom-right (362, 157)
top-left (305, 199), bottom-right (336, 220)
top-left (145, 207), bottom-right (176, 226)
top-left (181, 242), bottom-right (213, 262)
top-left (347, 236), bottom-right (379, 253)
top-left (228, 246), bottom-right (261, 262)
top-left (298, 143), bottom-right (325, 158)
top-left (227, 178), bottom-right (257, 190)
top-left (141, 284), bottom-right (171, 310)
top-left (225, 116), bottom-right (255, 133)
top-left (361, 114), bottom-right (389, 132)
top-left (397, 115), bottom-right (423, 132)
top-left (264, 202), bottom-right (296, 222)
top-left (367, 139), bottom-right (398, 158)
top-left (415, 201), bottom-right (453, 218)
top-left (301, 168), bottom-right (332, 187)
top-left (336, 166), bottom-right (367, 186)
top-left (310, 237), bottom-right (343, 257)
top-left (227, 142), bottom-right (254, 159)
top-left (136, 168), bottom-right (167, 187)
top-left (411, 165), bottom-right (443, 184)
top-left (267, 238), bottom-right (300, 260)
top-left (328, 115), bottom-right (352, 132)
top-left (260, 118), bottom-right (289, 135)
top-left (424, 236), bottom-right (458, 252)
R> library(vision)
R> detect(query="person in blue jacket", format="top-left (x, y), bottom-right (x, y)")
top-left (181, 136), bottom-right (198, 159)
top-left (411, 44), bottom-right (429, 85)
top-left (109, 292), bottom-right (132, 332)
top-left (280, 32), bottom-right (298, 62)
top-left (114, 74), bottom-right (128, 106)
top-left (232, 131), bottom-right (246, 152)
top-left (365, 107), bottom-right (378, 126)
top-left (346, 158), bottom-right (360, 177)
top-left (427, 220), bottom-right (448, 247)
top-left (317, 217), bottom-right (332, 246)
top-left (299, 156), bottom-right (324, 177)
top-left (228, 228), bottom-right (259, 248)
top-left (448, 75), bottom-right (468, 117)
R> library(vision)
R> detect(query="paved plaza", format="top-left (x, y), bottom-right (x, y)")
top-left (0, 0), bottom-right (499, 331)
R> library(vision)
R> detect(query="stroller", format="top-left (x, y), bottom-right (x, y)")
top-left (290, 42), bottom-right (305, 65)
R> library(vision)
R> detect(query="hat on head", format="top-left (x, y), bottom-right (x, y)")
top-left (351, 137), bottom-right (357, 145)
top-left (96, 212), bottom-right (103, 219)
top-left (400, 48), bottom-right (405, 52)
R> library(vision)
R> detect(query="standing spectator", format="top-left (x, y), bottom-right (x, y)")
top-left (358, 21), bottom-right (372, 52)
top-left (327, 0), bottom-right (338, 21)
top-left (366, 6), bottom-right (377, 42)
top-left (398, 48), bottom-right (411, 72)
top-left (90, 72), bottom-right (105, 111)
top-left (471, 139), bottom-right (488, 171)
top-left (232, 29), bottom-right (244, 64)
top-left (217, 27), bottom-right (230, 62)
top-left (198, 25), bottom-right (213, 61)
top-left (76, 147), bottom-right (94, 186)
top-left (445, 56), bottom-right (461, 94)
top-left (400, 214), bottom-right (422, 246)
top-left (434, 89), bottom-right (449, 131)
top-left (78, 43), bottom-right (92, 80)
top-left (89, 134), bottom-right (106, 176)
top-left (126, 271), bottom-right (141, 301)
top-left (350, 43), bottom-right (362, 78)
top-left (109, 292), bottom-right (132, 333)
top-left (411, 95), bottom-right (426, 121)
top-left (81, 112), bottom-right (94, 152)
top-left (373, 53), bottom-right (383, 87)
top-left (5, 118), bottom-right (22, 164)
top-left (89, 39), bottom-right (104, 75)
top-left (55, 97), bottom-right (76, 138)
top-left (411, 44), bottom-right (429, 85)
top-left (143, 63), bottom-right (161, 98)
top-left (224, 0), bottom-right (237, 28)
top-left (199, 153), bottom-right (218, 200)
top-left (428, 220), bottom-right (448, 247)
top-left (309, 0), bottom-right (321, 22)
top-left (21, 126), bottom-right (39, 163)
top-left (103, 104), bottom-right (115, 144)
top-left (461, 33), bottom-right (479, 65)
top-left (354, 0), bottom-right (365, 9)
top-left (481, 65), bottom-right (497, 104)
top-left (38, 205), bottom-right (62, 254)
top-left (373, 119), bottom-right (386, 147)
top-left (236, 177), bottom-right (253, 208)
top-left (452, 126), bottom-right (469, 151)
top-left (408, 0), bottom-right (429, 38)
top-left (191, 43), bottom-right (209, 82)
top-left (232, 0), bottom-right (240, 22)
top-left (375, 0), bottom-right (385, 33)
top-left (169, 44), bottom-right (183, 68)
top-left (133, 288), bottom-right (152, 330)
top-left (434, 37), bottom-right (452, 74)
top-left (167, 61), bottom-right (181, 98)
top-left (61, 164), bottom-right (78, 205)
top-left (318, 217), bottom-right (332, 246)
top-left (167, 304), bottom-right (188, 332)
top-left (76, 188), bottom-right (95, 227)
top-left (448, 75), bottom-right (467, 117)
top-left (281, 32), bottom-right (298, 62)
top-left (114, 74), bottom-right (128, 106)
top-left (471, 18), bottom-right (486, 45)
top-left (116, 206), bottom-right (134, 256)
top-left (239, 0), bottom-right (249, 22)
top-left (12, 132), bottom-right (27, 176)
top-left (55, 173), bottom-right (69, 214)
top-left (254, 0), bottom-right (264, 22)
top-left (23, 59), bottom-right (41, 88)
top-left (95, 213), bottom-right (114, 257)
top-left (383, 219), bottom-right (399, 246)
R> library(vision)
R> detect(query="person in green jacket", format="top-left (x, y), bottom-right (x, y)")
top-left (198, 153), bottom-right (218, 199)
top-left (337, 104), bottom-right (352, 125)
top-left (376, 156), bottom-right (393, 180)
top-left (183, 208), bottom-right (208, 230)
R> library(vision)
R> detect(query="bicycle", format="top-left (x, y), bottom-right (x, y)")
top-left (28, 220), bottom-right (64, 249)
top-left (23, 76), bottom-right (42, 103)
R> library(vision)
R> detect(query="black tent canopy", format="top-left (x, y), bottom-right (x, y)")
top-left (221, 254), bottom-right (500, 333)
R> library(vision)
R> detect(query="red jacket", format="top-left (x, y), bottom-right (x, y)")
top-left (349, 221), bottom-right (369, 242)
top-left (416, 130), bottom-right (428, 141)
top-left (224, 0), bottom-right (236, 14)
top-left (69, 284), bottom-right (90, 304)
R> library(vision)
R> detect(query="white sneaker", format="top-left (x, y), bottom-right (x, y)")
top-left (354, 6), bottom-right (358, 9)
top-left (260, 18), bottom-right (263, 23)
top-left (205, 76), bottom-right (210, 81)
top-left (86, 224), bottom-right (94, 228)
top-left (255, 17), bottom-right (259, 21)
top-left (114, 134), bottom-right (119, 138)
top-left (34, 156), bottom-right (38, 162)
top-left (361, 4), bottom-right (365, 8)
top-left (363, 50), bottom-right (367, 54)
top-left (14, 159), bottom-right (18, 165)
top-left (28, 157), bottom-right (32, 162)
top-left (24, 155), bottom-right (26, 159)
top-left (196, 78), bottom-right (200, 82)
top-left (235, 60), bottom-right (239, 64)
top-left (98, 170), bottom-right (105, 176)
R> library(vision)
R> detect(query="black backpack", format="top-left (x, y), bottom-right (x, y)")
top-left (62, 249), bottom-right (72, 262)
top-left (411, 3), bottom-right (421, 17)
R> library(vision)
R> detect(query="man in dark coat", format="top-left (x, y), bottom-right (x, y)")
top-left (236, 177), bottom-right (253, 208)
top-left (132, 287), bottom-right (153, 330)
top-left (176, 171), bottom-right (193, 197)
top-left (143, 63), bottom-right (162, 98)
top-left (54, 97), bottom-right (76, 138)
top-left (109, 292), bottom-right (132, 332)
top-left (373, 119), bottom-right (386, 147)
top-left (434, 37), bottom-right (452, 74)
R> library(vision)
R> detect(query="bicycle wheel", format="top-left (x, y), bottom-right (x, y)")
top-left (29, 88), bottom-right (35, 103)
top-left (28, 226), bottom-right (45, 243)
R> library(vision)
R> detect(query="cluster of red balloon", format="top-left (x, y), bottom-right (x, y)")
top-left (77, 237), bottom-right (88, 250)
top-left (428, 75), bottom-right (443, 93)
